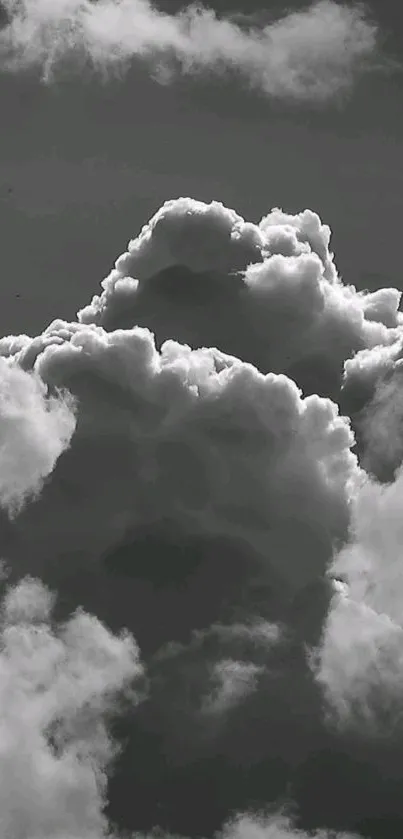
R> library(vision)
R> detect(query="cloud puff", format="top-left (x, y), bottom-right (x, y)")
top-left (116, 810), bottom-right (361, 839)
top-left (0, 354), bottom-right (76, 516)
top-left (0, 574), bottom-right (144, 839)
top-left (312, 463), bottom-right (403, 741)
top-left (338, 329), bottom-right (403, 480)
top-left (218, 811), bottom-right (359, 839)
top-left (131, 807), bottom-right (361, 839)
top-left (79, 197), bottom-right (402, 402)
top-left (144, 619), bottom-right (284, 754)
top-left (0, 0), bottom-right (380, 101)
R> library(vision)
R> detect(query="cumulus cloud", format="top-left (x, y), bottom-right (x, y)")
top-left (1, 321), bottom-right (358, 608)
top-left (341, 333), bottom-right (403, 480)
top-left (79, 197), bottom-right (402, 402)
top-left (129, 809), bottom-right (361, 839)
top-left (0, 574), bottom-right (144, 839)
top-left (3, 192), bottom-right (403, 839)
top-left (0, 355), bottom-right (76, 516)
top-left (117, 811), bottom-right (361, 839)
top-left (0, 0), bottom-right (381, 101)
top-left (0, 318), bottom-right (362, 835)
top-left (313, 464), bottom-right (403, 740)
top-left (218, 811), bottom-right (359, 839)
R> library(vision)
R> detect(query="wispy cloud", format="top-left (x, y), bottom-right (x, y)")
top-left (0, 0), bottom-right (381, 101)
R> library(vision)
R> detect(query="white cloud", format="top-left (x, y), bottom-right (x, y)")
top-left (79, 197), bottom-right (402, 402)
top-left (312, 464), bottom-right (403, 736)
top-left (0, 355), bottom-right (76, 516)
top-left (341, 333), bottom-right (403, 479)
top-left (121, 811), bottom-right (361, 839)
top-left (218, 812), bottom-right (359, 839)
top-left (134, 811), bottom-right (361, 839)
top-left (0, 0), bottom-right (380, 101)
top-left (0, 574), bottom-right (144, 839)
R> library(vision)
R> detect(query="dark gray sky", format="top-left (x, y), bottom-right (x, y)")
top-left (0, 0), bottom-right (402, 337)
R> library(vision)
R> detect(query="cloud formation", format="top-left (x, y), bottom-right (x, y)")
top-left (3, 193), bottom-right (403, 839)
top-left (144, 619), bottom-right (284, 752)
top-left (0, 315), bottom-right (370, 837)
top-left (2, 321), bottom-right (357, 608)
top-left (342, 335), bottom-right (403, 480)
top-left (314, 463), bottom-right (403, 739)
top-left (0, 0), bottom-right (380, 101)
top-left (0, 355), bottom-right (76, 516)
top-left (218, 812), bottom-right (359, 839)
top-left (79, 197), bottom-right (402, 401)
top-left (0, 574), bottom-right (144, 839)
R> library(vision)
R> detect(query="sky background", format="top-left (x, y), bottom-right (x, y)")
top-left (0, 0), bottom-right (402, 338)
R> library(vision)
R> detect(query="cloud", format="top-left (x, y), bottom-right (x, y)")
top-left (131, 810), bottom-right (361, 839)
top-left (341, 331), bottom-right (403, 479)
top-left (0, 574), bottom-right (144, 839)
top-left (1, 321), bottom-right (358, 610)
top-left (0, 354), bottom-right (76, 516)
top-left (0, 0), bottom-right (380, 101)
top-left (117, 810), bottom-right (361, 839)
top-left (3, 193), bottom-right (403, 839)
top-left (2, 314), bottom-right (380, 837)
top-left (79, 197), bottom-right (402, 402)
top-left (143, 619), bottom-right (284, 755)
top-left (312, 463), bottom-right (403, 741)
top-left (218, 811), bottom-right (359, 839)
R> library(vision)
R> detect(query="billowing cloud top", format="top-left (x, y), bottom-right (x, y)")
top-left (79, 197), bottom-right (402, 401)
top-left (0, 0), bottom-right (381, 101)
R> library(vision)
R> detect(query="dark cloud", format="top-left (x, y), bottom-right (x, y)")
top-left (0, 316), bottom-right (358, 836)
top-left (1, 320), bottom-right (357, 600)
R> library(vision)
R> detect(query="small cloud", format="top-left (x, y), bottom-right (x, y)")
top-left (0, 574), bottom-right (144, 839)
top-left (0, 355), bottom-right (76, 517)
top-left (312, 465), bottom-right (403, 737)
top-left (219, 811), bottom-right (360, 839)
